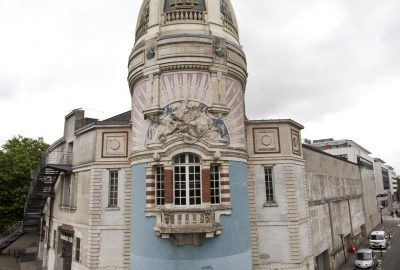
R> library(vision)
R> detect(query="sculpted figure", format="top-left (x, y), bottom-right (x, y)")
top-left (150, 99), bottom-right (222, 144)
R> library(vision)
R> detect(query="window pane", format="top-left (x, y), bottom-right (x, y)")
top-left (265, 167), bottom-right (274, 202)
top-left (75, 237), bottom-right (81, 262)
top-left (155, 166), bottom-right (165, 205)
top-left (211, 165), bottom-right (221, 204)
top-left (109, 171), bottom-right (118, 207)
top-left (173, 153), bottom-right (202, 206)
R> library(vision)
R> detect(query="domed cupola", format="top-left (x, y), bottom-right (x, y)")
top-left (134, 0), bottom-right (240, 45)
top-left (129, 0), bottom-right (251, 264)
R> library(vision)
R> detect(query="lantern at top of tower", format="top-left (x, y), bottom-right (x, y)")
top-left (135, 0), bottom-right (240, 45)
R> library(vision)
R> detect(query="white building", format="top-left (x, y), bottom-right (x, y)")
top-left (310, 139), bottom-right (373, 164)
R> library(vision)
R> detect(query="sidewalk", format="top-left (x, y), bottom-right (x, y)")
top-left (0, 233), bottom-right (40, 270)
top-left (0, 254), bottom-right (19, 270)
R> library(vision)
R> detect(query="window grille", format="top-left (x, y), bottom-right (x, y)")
top-left (264, 167), bottom-right (274, 202)
top-left (174, 153), bottom-right (201, 206)
top-left (109, 170), bottom-right (119, 207)
top-left (210, 165), bottom-right (221, 204)
top-left (155, 166), bottom-right (165, 205)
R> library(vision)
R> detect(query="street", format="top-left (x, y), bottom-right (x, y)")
top-left (340, 218), bottom-right (400, 270)
top-left (378, 220), bottom-right (400, 270)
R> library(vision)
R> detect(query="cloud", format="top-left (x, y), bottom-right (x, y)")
top-left (0, 0), bottom-right (398, 171)
top-left (234, 0), bottom-right (400, 122)
top-left (0, 75), bottom-right (20, 100)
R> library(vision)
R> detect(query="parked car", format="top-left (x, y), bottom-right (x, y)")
top-left (354, 249), bottom-right (378, 269)
top-left (369, 231), bottom-right (389, 249)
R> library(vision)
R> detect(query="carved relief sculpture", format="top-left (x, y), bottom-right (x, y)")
top-left (147, 97), bottom-right (229, 144)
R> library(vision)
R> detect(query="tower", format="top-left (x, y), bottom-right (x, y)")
top-left (128, 0), bottom-right (251, 269)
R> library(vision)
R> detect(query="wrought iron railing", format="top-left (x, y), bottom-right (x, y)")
top-left (45, 151), bottom-right (72, 166)
top-left (0, 221), bottom-right (23, 240)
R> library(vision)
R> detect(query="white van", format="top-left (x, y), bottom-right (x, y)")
top-left (354, 249), bottom-right (377, 269)
top-left (369, 231), bottom-right (389, 249)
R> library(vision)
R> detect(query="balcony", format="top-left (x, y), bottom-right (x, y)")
top-left (153, 208), bottom-right (229, 246)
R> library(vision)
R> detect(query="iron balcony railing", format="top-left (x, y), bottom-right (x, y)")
top-left (45, 151), bottom-right (72, 166)
top-left (0, 221), bottom-right (23, 240)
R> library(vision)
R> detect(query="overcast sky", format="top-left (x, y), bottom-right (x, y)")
top-left (0, 0), bottom-right (399, 172)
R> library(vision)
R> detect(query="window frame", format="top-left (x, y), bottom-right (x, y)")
top-left (210, 164), bottom-right (221, 205)
top-left (75, 237), bottom-right (81, 262)
top-left (173, 153), bottom-right (202, 206)
top-left (264, 166), bottom-right (276, 206)
top-left (155, 166), bottom-right (165, 206)
top-left (108, 170), bottom-right (119, 208)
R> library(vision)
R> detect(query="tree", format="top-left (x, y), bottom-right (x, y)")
top-left (0, 136), bottom-right (48, 232)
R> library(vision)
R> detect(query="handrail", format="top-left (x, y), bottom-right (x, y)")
top-left (0, 221), bottom-right (23, 240)
top-left (46, 151), bottom-right (72, 166)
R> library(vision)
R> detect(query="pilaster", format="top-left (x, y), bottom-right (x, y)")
top-left (247, 164), bottom-right (260, 269)
top-left (87, 168), bottom-right (102, 269)
top-left (123, 167), bottom-right (132, 269)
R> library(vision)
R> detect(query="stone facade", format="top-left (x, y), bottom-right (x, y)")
top-left (40, 110), bottom-right (131, 270)
top-left (36, 1), bottom-right (380, 270)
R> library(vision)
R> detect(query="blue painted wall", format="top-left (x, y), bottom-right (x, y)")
top-left (131, 161), bottom-right (251, 270)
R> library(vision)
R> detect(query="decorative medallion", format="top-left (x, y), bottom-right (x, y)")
top-left (102, 132), bottom-right (128, 158)
top-left (146, 98), bottom-right (229, 144)
top-left (253, 128), bottom-right (280, 154)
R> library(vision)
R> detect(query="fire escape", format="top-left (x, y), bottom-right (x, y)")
top-left (0, 151), bottom-right (72, 252)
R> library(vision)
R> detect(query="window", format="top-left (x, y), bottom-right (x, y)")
top-left (60, 174), bottom-right (77, 208)
top-left (382, 168), bottom-right (390, 190)
top-left (155, 166), bottom-right (165, 205)
top-left (210, 165), bottom-right (221, 204)
top-left (61, 175), bottom-right (71, 207)
top-left (174, 153), bottom-right (201, 206)
top-left (264, 167), bottom-right (274, 202)
top-left (53, 230), bottom-right (56, 249)
top-left (75, 237), bottom-right (81, 262)
top-left (109, 170), bottom-right (119, 207)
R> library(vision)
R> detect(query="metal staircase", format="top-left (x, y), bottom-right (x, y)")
top-left (0, 221), bottom-right (24, 252)
top-left (23, 151), bottom-right (72, 233)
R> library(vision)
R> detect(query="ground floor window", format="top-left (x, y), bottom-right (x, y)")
top-left (75, 237), bottom-right (81, 262)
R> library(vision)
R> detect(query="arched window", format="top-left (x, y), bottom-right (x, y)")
top-left (173, 153), bottom-right (201, 206)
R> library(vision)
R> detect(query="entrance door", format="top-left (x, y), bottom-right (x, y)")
top-left (62, 240), bottom-right (72, 270)
top-left (315, 250), bottom-right (330, 270)
top-left (316, 254), bottom-right (325, 270)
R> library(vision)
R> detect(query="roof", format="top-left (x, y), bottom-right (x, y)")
top-left (374, 158), bottom-right (386, 164)
top-left (370, 231), bottom-right (385, 235)
top-left (311, 139), bottom-right (372, 154)
top-left (74, 111), bottom-right (131, 135)
top-left (100, 111), bottom-right (131, 124)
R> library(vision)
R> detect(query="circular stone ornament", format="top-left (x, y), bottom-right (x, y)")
top-left (110, 140), bottom-right (121, 150)
top-left (261, 135), bottom-right (272, 146)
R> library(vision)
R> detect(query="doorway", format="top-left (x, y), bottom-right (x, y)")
top-left (315, 250), bottom-right (330, 270)
top-left (59, 232), bottom-right (73, 270)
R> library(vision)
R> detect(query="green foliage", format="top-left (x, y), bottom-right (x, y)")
top-left (0, 136), bottom-right (48, 232)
